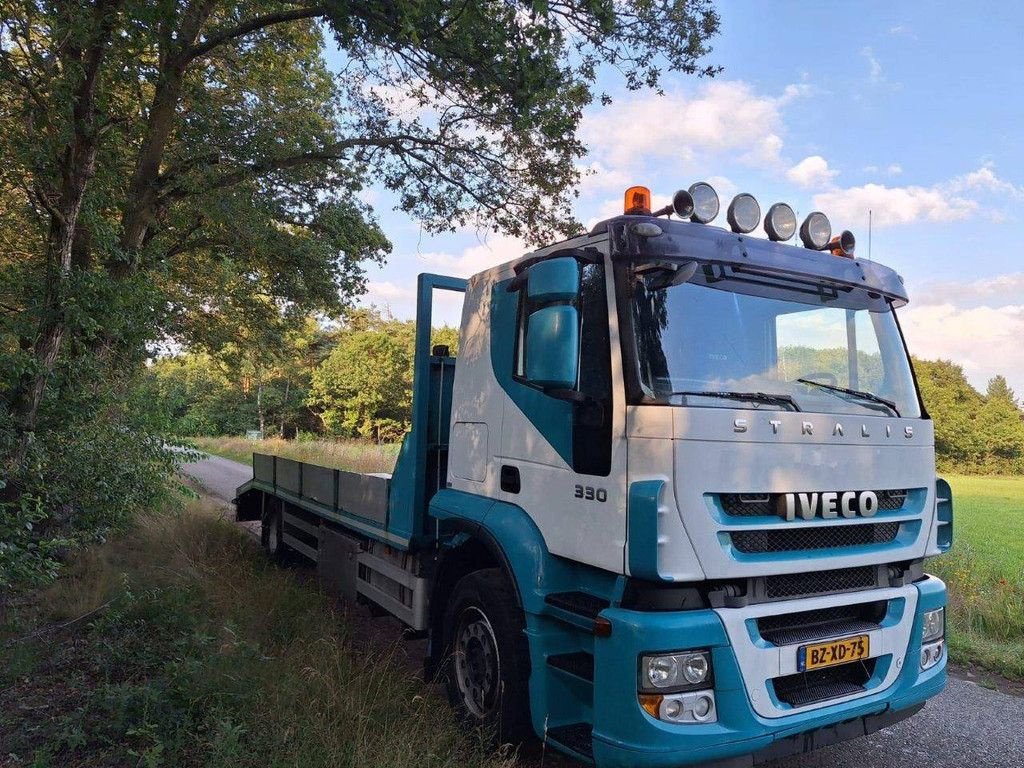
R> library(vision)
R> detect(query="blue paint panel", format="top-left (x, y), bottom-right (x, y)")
top-left (490, 282), bottom-right (575, 464)
top-left (627, 480), bottom-right (665, 581)
top-left (388, 273), bottom-right (467, 544)
top-left (525, 305), bottom-right (579, 388)
top-left (527, 257), bottom-right (580, 302)
top-left (935, 477), bottom-right (954, 552)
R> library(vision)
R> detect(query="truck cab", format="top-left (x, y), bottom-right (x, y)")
top-left (237, 183), bottom-right (950, 767)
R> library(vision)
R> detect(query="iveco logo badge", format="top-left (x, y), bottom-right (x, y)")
top-left (779, 491), bottom-right (879, 521)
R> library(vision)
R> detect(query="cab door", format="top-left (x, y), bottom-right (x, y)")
top-left (495, 244), bottom-right (628, 574)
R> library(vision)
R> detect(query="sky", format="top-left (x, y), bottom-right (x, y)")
top-left (328, 1), bottom-right (1024, 396)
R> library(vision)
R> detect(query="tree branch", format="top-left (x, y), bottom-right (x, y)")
top-left (187, 5), bottom-right (328, 61)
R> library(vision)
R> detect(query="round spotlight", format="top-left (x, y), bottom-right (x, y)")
top-left (829, 230), bottom-right (856, 257)
top-left (799, 211), bottom-right (832, 250)
top-left (764, 203), bottom-right (797, 241)
top-left (688, 182), bottom-right (720, 224)
top-left (726, 193), bottom-right (760, 234)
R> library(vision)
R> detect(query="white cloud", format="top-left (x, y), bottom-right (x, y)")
top-left (786, 156), bottom-right (838, 189)
top-left (577, 161), bottom-right (635, 197)
top-left (814, 182), bottom-right (977, 228)
top-left (900, 302), bottom-right (1024, 394)
top-left (581, 80), bottom-right (808, 170)
top-left (948, 165), bottom-right (1024, 200)
top-left (861, 46), bottom-right (884, 83)
top-left (916, 272), bottom-right (1024, 307)
top-left (886, 164), bottom-right (903, 176)
top-left (813, 164), bottom-right (1023, 228)
top-left (364, 280), bottom-right (413, 302)
top-left (414, 234), bottom-right (527, 278)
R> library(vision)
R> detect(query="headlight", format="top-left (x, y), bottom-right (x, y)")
top-left (639, 650), bottom-right (712, 692)
top-left (922, 607), bottom-right (945, 643)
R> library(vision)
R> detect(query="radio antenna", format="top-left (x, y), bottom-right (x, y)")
top-left (868, 209), bottom-right (873, 261)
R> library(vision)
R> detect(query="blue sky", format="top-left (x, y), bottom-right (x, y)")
top-left (331, 2), bottom-right (1024, 395)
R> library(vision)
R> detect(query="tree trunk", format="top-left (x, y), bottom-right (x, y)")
top-left (4, 3), bottom-right (117, 482)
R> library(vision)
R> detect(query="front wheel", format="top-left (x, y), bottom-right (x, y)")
top-left (442, 568), bottom-right (532, 744)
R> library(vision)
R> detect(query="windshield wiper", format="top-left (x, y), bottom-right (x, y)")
top-left (797, 378), bottom-right (900, 417)
top-left (668, 391), bottom-right (801, 411)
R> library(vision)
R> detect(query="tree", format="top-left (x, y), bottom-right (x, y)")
top-left (2, 0), bottom-right (721, 486)
top-left (307, 309), bottom-right (459, 441)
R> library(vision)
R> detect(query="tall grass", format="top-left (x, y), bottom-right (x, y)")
top-left (191, 436), bottom-right (400, 474)
top-left (0, 499), bottom-right (514, 767)
top-left (928, 475), bottom-right (1024, 680)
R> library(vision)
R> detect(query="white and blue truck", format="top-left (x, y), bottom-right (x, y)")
top-left (235, 182), bottom-right (952, 767)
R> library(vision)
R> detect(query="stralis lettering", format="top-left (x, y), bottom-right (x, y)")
top-left (733, 418), bottom-right (914, 439)
top-left (780, 491), bottom-right (879, 521)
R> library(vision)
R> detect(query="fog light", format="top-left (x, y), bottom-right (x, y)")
top-left (639, 690), bottom-right (719, 724)
top-left (921, 639), bottom-right (944, 670)
top-left (922, 608), bottom-right (945, 643)
top-left (692, 694), bottom-right (714, 721)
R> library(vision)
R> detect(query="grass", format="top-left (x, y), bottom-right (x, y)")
top-left (928, 475), bottom-right (1024, 681)
top-left (190, 436), bottom-right (400, 474)
top-left (0, 498), bottom-right (514, 768)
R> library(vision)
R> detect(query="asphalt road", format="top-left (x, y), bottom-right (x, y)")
top-left (182, 454), bottom-right (1024, 768)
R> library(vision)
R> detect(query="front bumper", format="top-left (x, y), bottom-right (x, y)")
top-left (590, 576), bottom-right (946, 767)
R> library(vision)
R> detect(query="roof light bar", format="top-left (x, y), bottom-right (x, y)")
top-left (727, 194), bottom-right (760, 234)
top-left (799, 211), bottom-right (832, 250)
top-left (764, 203), bottom-right (797, 241)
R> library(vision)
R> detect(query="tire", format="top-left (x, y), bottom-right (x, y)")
top-left (442, 568), bottom-right (532, 745)
top-left (261, 505), bottom-right (288, 564)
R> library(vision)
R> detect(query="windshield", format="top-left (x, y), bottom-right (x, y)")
top-left (627, 266), bottom-right (922, 418)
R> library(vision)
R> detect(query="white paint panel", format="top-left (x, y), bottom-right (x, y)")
top-left (450, 422), bottom-right (488, 482)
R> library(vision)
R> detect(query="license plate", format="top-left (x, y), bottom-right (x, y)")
top-left (798, 635), bottom-right (870, 671)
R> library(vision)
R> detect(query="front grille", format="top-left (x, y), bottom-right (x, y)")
top-left (773, 659), bottom-right (877, 707)
top-left (731, 522), bottom-right (900, 554)
top-left (764, 566), bottom-right (877, 600)
top-left (757, 601), bottom-right (887, 646)
top-left (720, 489), bottom-right (909, 517)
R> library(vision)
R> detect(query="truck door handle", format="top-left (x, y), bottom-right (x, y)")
top-left (500, 465), bottom-right (521, 494)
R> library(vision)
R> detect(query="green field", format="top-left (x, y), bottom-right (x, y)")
top-left (930, 475), bottom-right (1024, 680)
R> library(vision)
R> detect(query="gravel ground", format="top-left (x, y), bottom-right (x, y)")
top-left (182, 454), bottom-right (1024, 767)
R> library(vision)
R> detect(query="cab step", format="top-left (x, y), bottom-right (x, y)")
top-left (546, 722), bottom-right (594, 761)
top-left (547, 651), bottom-right (594, 683)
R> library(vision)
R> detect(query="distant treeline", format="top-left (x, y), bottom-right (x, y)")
top-left (141, 309), bottom-right (457, 444)
top-left (143, 314), bottom-right (1024, 475)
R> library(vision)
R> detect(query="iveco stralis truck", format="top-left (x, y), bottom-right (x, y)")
top-left (235, 182), bottom-right (952, 767)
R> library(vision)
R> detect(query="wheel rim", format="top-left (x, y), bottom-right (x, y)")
top-left (453, 606), bottom-right (500, 719)
top-left (267, 515), bottom-right (279, 554)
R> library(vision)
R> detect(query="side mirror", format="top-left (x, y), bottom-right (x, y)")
top-left (520, 256), bottom-right (581, 392)
top-left (525, 305), bottom-right (579, 389)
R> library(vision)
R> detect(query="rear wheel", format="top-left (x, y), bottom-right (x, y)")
top-left (261, 504), bottom-right (287, 563)
top-left (443, 568), bottom-right (531, 744)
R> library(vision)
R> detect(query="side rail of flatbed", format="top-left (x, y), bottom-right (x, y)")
top-left (235, 453), bottom-right (430, 628)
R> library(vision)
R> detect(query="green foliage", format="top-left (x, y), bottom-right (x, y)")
top-left (307, 311), bottom-right (459, 441)
top-left (913, 358), bottom-right (1024, 473)
top-left (0, 501), bottom-right (514, 767)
